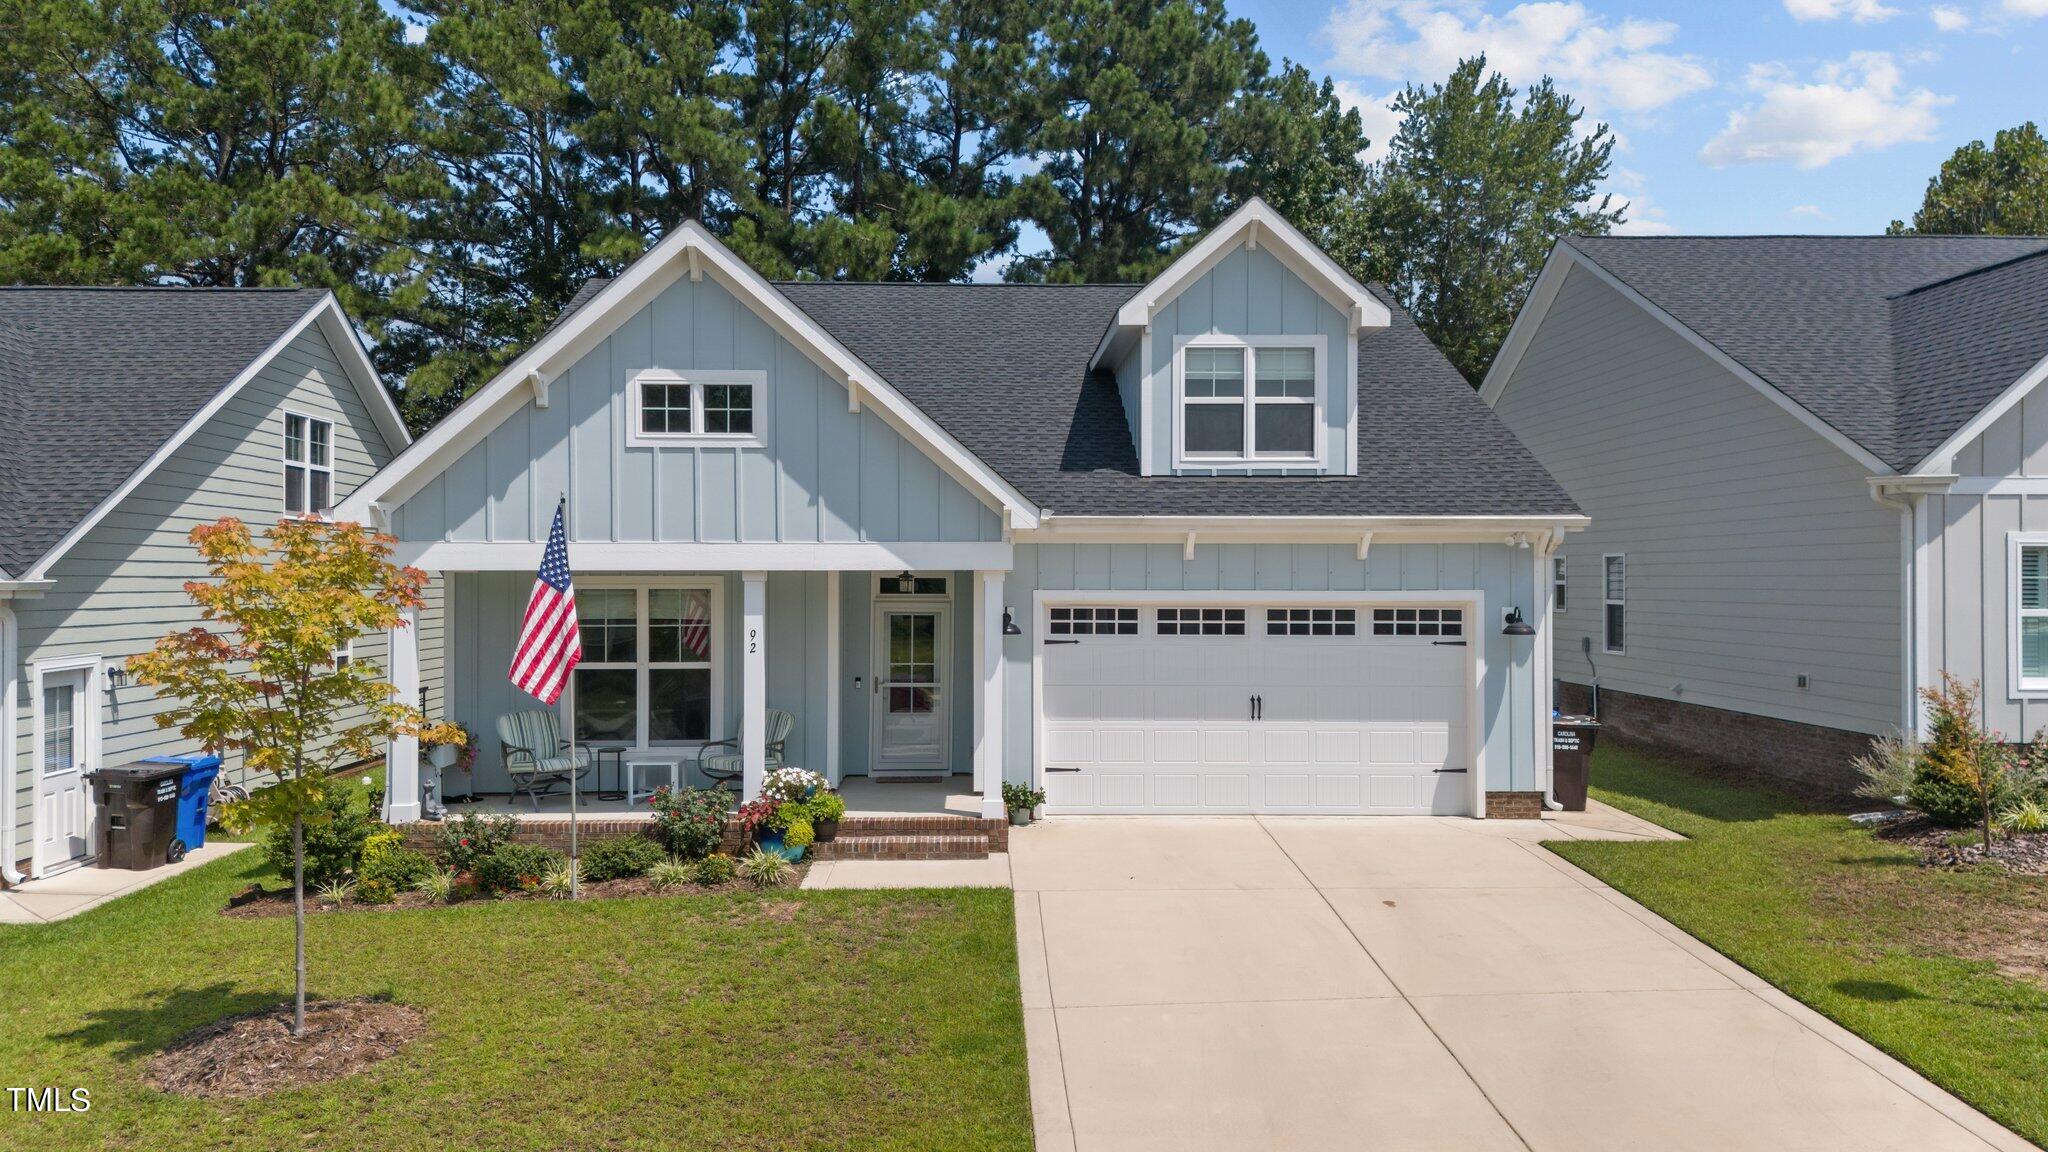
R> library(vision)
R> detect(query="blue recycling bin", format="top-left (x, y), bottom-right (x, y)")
top-left (142, 754), bottom-right (223, 859)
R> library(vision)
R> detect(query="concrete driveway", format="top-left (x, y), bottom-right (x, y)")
top-left (1011, 814), bottom-right (2031, 1152)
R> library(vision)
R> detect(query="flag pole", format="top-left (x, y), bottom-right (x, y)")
top-left (564, 493), bottom-right (579, 900)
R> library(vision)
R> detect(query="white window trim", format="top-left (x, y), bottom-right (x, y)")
top-left (624, 368), bottom-right (769, 449)
top-left (282, 409), bottom-right (335, 518)
top-left (563, 577), bottom-right (725, 749)
top-left (2008, 533), bottom-right (2048, 698)
top-left (1170, 334), bottom-right (1327, 471)
top-left (875, 571), bottom-right (953, 601)
top-left (29, 652), bottom-right (102, 877)
top-left (332, 638), bottom-right (354, 669)
top-left (1603, 553), bottom-right (1626, 655)
top-left (1553, 556), bottom-right (1567, 615)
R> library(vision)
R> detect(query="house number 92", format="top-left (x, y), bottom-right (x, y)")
top-left (749, 628), bottom-right (758, 654)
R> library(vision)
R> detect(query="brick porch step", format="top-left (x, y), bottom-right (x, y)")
top-left (812, 832), bottom-right (992, 861)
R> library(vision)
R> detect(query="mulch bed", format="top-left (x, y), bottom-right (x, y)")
top-left (1878, 815), bottom-right (2048, 874)
top-left (220, 864), bottom-right (810, 919)
top-left (146, 998), bottom-right (426, 1099)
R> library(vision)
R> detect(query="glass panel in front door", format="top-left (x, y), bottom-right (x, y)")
top-left (888, 613), bottom-right (940, 713)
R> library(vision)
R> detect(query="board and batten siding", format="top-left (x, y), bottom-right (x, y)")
top-left (389, 273), bottom-right (1002, 547)
top-left (1921, 386), bottom-right (2048, 736)
top-left (9, 323), bottom-right (405, 853)
top-left (1142, 245), bottom-right (1355, 476)
top-left (443, 570), bottom-right (975, 793)
top-left (996, 541), bottom-right (1542, 792)
top-left (1492, 265), bottom-right (1901, 737)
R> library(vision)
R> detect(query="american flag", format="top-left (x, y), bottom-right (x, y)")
top-left (509, 502), bottom-right (581, 705)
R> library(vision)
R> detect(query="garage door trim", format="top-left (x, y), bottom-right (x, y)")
top-left (1031, 588), bottom-right (1487, 818)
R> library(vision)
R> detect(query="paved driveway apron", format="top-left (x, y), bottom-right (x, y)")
top-left (1011, 815), bottom-right (2032, 1152)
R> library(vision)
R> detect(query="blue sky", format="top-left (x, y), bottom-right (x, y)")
top-left (1236, 0), bottom-right (2047, 234)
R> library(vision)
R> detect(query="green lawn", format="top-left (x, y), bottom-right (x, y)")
top-left (1553, 743), bottom-right (2048, 1146)
top-left (0, 851), bottom-right (1031, 1152)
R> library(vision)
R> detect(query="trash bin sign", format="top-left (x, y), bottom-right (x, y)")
top-left (1551, 716), bottom-right (1600, 813)
top-left (143, 753), bottom-right (224, 859)
top-left (90, 763), bottom-right (187, 870)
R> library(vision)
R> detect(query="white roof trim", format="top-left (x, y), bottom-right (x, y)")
top-left (338, 219), bottom-right (1041, 530)
top-left (1482, 242), bottom-right (1894, 476)
top-left (23, 294), bottom-right (407, 581)
top-left (1910, 347), bottom-right (2048, 475)
top-left (1088, 198), bottom-right (1389, 372)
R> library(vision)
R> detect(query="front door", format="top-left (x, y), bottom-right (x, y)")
top-left (36, 667), bottom-right (94, 873)
top-left (871, 606), bottom-right (950, 776)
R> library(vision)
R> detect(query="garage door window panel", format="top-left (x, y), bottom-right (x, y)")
top-left (1157, 607), bottom-right (1245, 636)
top-left (1369, 607), bottom-right (1461, 637)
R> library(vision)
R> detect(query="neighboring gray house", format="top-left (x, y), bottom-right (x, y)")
top-left (1483, 236), bottom-right (2048, 791)
top-left (0, 288), bottom-right (412, 881)
top-left (340, 199), bottom-right (1585, 824)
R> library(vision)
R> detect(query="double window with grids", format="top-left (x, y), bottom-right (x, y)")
top-left (572, 585), bottom-right (717, 747)
top-left (626, 369), bottom-right (766, 447)
top-left (1177, 339), bottom-right (1322, 466)
top-left (282, 413), bottom-right (333, 516)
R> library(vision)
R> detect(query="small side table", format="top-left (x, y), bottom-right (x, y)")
top-left (623, 752), bottom-right (684, 806)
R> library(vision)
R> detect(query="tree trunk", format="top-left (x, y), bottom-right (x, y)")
top-left (293, 815), bottom-right (307, 1037)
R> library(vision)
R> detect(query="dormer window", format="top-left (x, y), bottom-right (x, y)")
top-left (626, 369), bottom-right (768, 448)
top-left (1173, 336), bottom-right (1325, 469)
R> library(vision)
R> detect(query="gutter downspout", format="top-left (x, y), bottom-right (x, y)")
top-left (1537, 531), bottom-right (1565, 812)
top-left (1, 602), bottom-right (22, 885)
top-left (1869, 474), bottom-right (1952, 739)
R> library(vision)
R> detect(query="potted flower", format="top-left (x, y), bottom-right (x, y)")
top-left (808, 790), bottom-right (847, 842)
top-left (738, 797), bottom-right (808, 862)
top-left (1002, 782), bottom-right (1046, 826)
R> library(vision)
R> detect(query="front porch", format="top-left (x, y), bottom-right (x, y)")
top-left (383, 566), bottom-right (1014, 829)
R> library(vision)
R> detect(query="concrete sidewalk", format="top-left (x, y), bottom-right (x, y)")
top-left (1011, 810), bottom-right (2030, 1152)
top-left (0, 842), bottom-right (252, 924)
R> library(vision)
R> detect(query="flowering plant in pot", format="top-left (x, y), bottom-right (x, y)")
top-left (1002, 781), bottom-right (1047, 826)
top-left (737, 797), bottom-right (808, 861)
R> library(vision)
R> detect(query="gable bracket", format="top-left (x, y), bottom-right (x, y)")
top-left (1357, 531), bottom-right (1373, 562)
top-left (1184, 530), bottom-right (1198, 561)
top-left (527, 371), bottom-right (551, 409)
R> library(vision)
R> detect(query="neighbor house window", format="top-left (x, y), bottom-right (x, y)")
top-left (1175, 338), bottom-right (1324, 467)
top-left (2014, 538), bottom-right (2048, 691)
top-left (625, 369), bottom-right (767, 448)
top-left (570, 584), bottom-right (718, 746)
top-left (283, 413), bottom-right (333, 516)
top-left (1603, 555), bottom-right (1626, 654)
top-left (1554, 556), bottom-right (1567, 614)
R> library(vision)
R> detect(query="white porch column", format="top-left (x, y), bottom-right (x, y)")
top-left (975, 571), bottom-right (1006, 819)
top-left (742, 572), bottom-right (767, 801)
top-left (824, 571), bottom-right (841, 787)
top-left (385, 606), bottom-right (422, 823)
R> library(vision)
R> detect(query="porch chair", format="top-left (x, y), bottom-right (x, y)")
top-left (696, 708), bottom-right (797, 790)
top-left (495, 710), bottom-right (593, 809)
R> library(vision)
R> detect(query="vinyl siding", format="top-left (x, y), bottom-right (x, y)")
top-left (1143, 245), bottom-right (1354, 476)
top-left (10, 323), bottom-right (404, 863)
top-left (390, 273), bottom-right (1003, 546)
top-left (1493, 265), bottom-right (1901, 737)
top-left (997, 541), bottom-right (1542, 792)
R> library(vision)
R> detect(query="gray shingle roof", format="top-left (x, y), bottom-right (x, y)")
top-left (1566, 235), bottom-right (2048, 472)
top-left (0, 287), bottom-right (331, 576)
top-left (557, 275), bottom-right (1577, 517)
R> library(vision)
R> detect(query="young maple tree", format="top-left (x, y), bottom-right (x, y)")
top-left (128, 517), bottom-right (461, 1036)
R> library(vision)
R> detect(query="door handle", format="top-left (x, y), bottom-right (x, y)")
top-left (1249, 695), bottom-right (1256, 721)
top-left (1045, 638), bottom-right (1081, 645)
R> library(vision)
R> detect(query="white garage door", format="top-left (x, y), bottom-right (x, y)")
top-left (1039, 601), bottom-right (1473, 815)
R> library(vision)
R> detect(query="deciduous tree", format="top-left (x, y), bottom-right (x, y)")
top-left (1890, 122), bottom-right (2048, 236)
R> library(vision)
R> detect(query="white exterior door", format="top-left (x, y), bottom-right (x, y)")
top-left (1039, 600), bottom-right (1474, 815)
top-left (871, 605), bottom-right (950, 776)
top-left (36, 666), bottom-right (95, 872)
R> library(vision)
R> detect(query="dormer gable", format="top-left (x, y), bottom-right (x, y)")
top-left (1091, 199), bottom-right (1388, 477)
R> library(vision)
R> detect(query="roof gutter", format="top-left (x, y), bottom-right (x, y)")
top-left (1868, 474), bottom-right (1956, 510)
top-left (0, 580), bottom-right (54, 600)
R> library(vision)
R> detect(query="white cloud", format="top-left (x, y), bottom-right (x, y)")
top-left (1699, 52), bottom-right (1950, 169)
top-left (402, 19), bottom-right (428, 45)
top-left (1788, 203), bottom-right (1828, 217)
top-left (1929, 5), bottom-right (1971, 29)
top-left (1783, 0), bottom-right (1900, 20)
top-left (1322, 0), bottom-right (1713, 116)
top-left (1333, 80), bottom-right (1406, 165)
top-left (1602, 167), bottom-right (1675, 234)
top-left (2005, 0), bottom-right (2048, 17)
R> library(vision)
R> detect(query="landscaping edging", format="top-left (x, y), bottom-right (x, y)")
top-left (397, 812), bottom-right (1008, 857)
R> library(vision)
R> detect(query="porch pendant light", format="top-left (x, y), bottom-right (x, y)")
top-left (1501, 607), bottom-right (1536, 637)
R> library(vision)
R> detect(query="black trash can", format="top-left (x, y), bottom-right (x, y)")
top-left (1551, 716), bottom-right (1601, 812)
top-left (89, 763), bottom-right (187, 869)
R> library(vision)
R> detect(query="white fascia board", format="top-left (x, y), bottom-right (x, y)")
top-left (24, 296), bottom-right (337, 580)
top-left (0, 580), bottom-right (54, 599)
top-left (1019, 513), bottom-right (1588, 545)
top-left (1478, 244), bottom-right (1572, 407)
top-left (393, 540), bottom-right (1014, 573)
top-left (1549, 243), bottom-right (1895, 477)
top-left (1910, 348), bottom-right (2048, 476)
top-left (311, 295), bottom-right (412, 455)
top-left (339, 220), bottom-right (1041, 530)
top-left (1089, 198), bottom-right (1390, 372)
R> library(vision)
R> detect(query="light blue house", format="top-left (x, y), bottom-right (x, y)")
top-left (339, 200), bottom-right (1584, 822)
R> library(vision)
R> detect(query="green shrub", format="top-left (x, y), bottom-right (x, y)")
top-left (434, 812), bottom-right (520, 873)
top-left (360, 844), bottom-right (435, 893)
top-left (581, 835), bottom-right (666, 881)
top-left (739, 848), bottom-right (795, 888)
top-left (355, 876), bottom-right (398, 904)
top-left (782, 819), bottom-right (815, 850)
top-left (1909, 765), bottom-right (1988, 829)
top-left (693, 853), bottom-right (737, 885)
top-left (807, 791), bottom-right (846, 824)
top-left (648, 786), bottom-right (730, 860)
top-left (263, 789), bottom-right (375, 888)
top-left (473, 842), bottom-right (566, 893)
top-left (1002, 781), bottom-right (1046, 812)
top-left (647, 857), bottom-right (694, 891)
